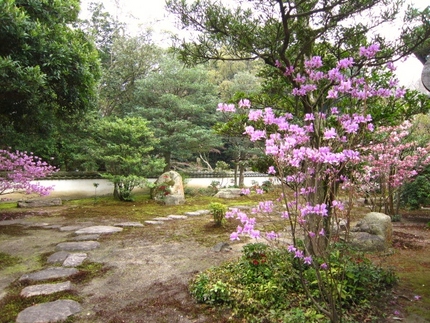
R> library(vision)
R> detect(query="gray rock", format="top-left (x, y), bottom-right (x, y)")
top-left (72, 234), bottom-right (100, 241)
top-left (212, 242), bottom-right (232, 252)
top-left (214, 188), bottom-right (243, 199)
top-left (20, 281), bottom-right (73, 297)
top-left (59, 225), bottom-right (83, 232)
top-left (152, 217), bottom-right (172, 221)
top-left (19, 267), bottom-right (78, 282)
top-left (184, 210), bottom-right (210, 217)
top-left (350, 212), bottom-right (392, 251)
top-left (163, 194), bottom-right (185, 205)
top-left (114, 222), bottom-right (144, 227)
top-left (56, 241), bottom-right (100, 251)
top-left (144, 220), bottom-right (164, 225)
top-left (349, 232), bottom-right (386, 251)
top-left (17, 198), bottom-right (62, 208)
top-left (167, 215), bottom-right (188, 219)
top-left (75, 225), bottom-right (123, 235)
top-left (63, 253), bottom-right (87, 267)
top-left (47, 251), bottom-right (70, 264)
top-left (16, 299), bottom-right (81, 323)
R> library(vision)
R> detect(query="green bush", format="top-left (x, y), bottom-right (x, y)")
top-left (209, 202), bottom-right (227, 226)
top-left (190, 243), bottom-right (397, 323)
top-left (401, 173), bottom-right (430, 209)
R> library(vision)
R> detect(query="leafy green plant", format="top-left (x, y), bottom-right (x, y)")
top-left (401, 173), bottom-right (430, 209)
top-left (190, 243), bottom-right (397, 323)
top-left (209, 202), bottom-right (227, 226)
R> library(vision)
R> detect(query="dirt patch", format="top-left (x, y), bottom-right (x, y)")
top-left (1, 200), bottom-right (430, 323)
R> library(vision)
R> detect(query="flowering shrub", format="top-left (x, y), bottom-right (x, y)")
top-left (205, 44), bottom-right (409, 322)
top-left (0, 149), bottom-right (57, 196)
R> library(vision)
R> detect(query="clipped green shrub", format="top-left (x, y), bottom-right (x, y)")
top-left (209, 202), bottom-right (227, 226)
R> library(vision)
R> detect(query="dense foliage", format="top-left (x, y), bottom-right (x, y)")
top-left (191, 243), bottom-right (397, 323)
top-left (0, 0), bottom-right (100, 162)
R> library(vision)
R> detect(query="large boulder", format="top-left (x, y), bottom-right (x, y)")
top-left (151, 171), bottom-right (185, 205)
top-left (350, 212), bottom-right (392, 251)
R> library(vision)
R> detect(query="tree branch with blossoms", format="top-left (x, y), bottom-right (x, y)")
top-left (217, 44), bottom-right (410, 322)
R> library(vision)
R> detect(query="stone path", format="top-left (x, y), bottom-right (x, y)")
top-left (0, 210), bottom-right (212, 323)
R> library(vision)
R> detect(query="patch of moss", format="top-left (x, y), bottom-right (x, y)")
top-left (0, 284), bottom-right (81, 323)
top-left (0, 252), bottom-right (21, 270)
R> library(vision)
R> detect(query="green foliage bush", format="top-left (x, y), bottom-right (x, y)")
top-left (401, 174), bottom-right (430, 209)
top-left (190, 243), bottom-right (397, 323)
top-left (209, 202), bottom-right (227, 226)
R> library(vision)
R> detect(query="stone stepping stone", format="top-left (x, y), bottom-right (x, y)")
top-left (184, 209), bottom-right (210, 217)
top-left (152, 217), bottom-right (172, 221)
top-left (20, 281), bottom-right (73, 297)
top-left (16, 299), bottom-right (81, 323)
top-left (56, 241), bottom-right (100, 252)
top-left (63, 253), bottom-right (87, 267)
top-left (167, 215), bottom-right (188, 220)
top-left (144, 220), bottom-right (164, 225)
top-left (72, 234), bottom-right (100, 241)
top-left (114, 222), bottom-right (144, 227)
top-left (47, 251), bottom-right (70, 264)
top-left (59, 225), bottom-right (84, 232)
top-left (75, 225), bottom-right (123, 235)
top-left (19, 267), bottom-right (78, 282)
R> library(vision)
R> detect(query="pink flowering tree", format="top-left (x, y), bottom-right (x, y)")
top-left (217, 45), bottom-right (408, 322)
top-left (0, 149), bottom-right (57, 197)
top-left (355, 121), bottom-right (430, 215)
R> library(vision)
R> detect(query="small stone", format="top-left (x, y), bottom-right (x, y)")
top-left (144, 220), bottom-right (164, 225)
top-left (47, 251), bottom-right (70, 264)
top-left (114, 222), bottom-right (144, 227)
top-left (213, 242), bottom-right (232, 252)
top-left (19, 267), bottom-right (78, 282)
top-left (167, 215), bottom-right (188, 219)
top-left (20, 281), bottom-right (73, 297)
top-left (56, 241), bottom-right (100, 251)
top-left (16, 299), bottom-right (81, 323)
top-left (152, 217), bottom-right (172, 221)
top-left (75, 225), bottom-right (123, 235)
top-left (63, 253), bottom-right (87, 267)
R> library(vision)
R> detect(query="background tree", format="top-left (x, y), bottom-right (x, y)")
top-left (131, 53), bottom-right (222, 171)
top-left (85, 116), bottom-right (164, 201)
top-left (0, 0), bottom-right (100, 162)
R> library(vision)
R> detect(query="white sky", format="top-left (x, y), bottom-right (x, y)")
top-left (79, 0), bottom-right (429, 89)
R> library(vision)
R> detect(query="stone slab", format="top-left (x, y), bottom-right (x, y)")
top-left (17, 198), bottom-right (62, 208)
top-left (20, 281), bottom-right (73, 297)
top-left (19, 267), bottom-right (78, 282)
top-left (144, 220), bottom-right (164, 225)
top-left (152, 217), bottom-right (172, 221)
top-left (184, 210), bottom-right (210, 217)
top-left (16, 299), bottom-right (81, 323)
top-left (75, 225), bottom-right (123, 235)
top-left (72, 234), bottom-right (100, 241)
top-left (114, 222), bottom-right (144, 227)
top-left (63, 253), bottom-right (87, 267)
top-left (56, 241), bottom-right (100, 251)
top-left (47, 251), bottom-right (70, 264)
top-left (167, 215), bottom-right (188, 219)
top-left (59, 225), bottom-right (83, 232)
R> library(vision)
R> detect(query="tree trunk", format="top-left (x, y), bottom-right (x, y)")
top-left (238, 163), bottom-right (245, 188)
top-left (163, 151), bottom-right (171, 172)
